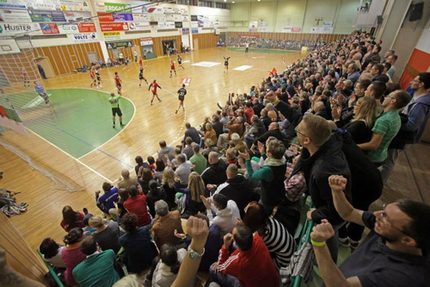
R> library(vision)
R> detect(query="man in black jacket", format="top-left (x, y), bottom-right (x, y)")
top-left (183, 122), bottom-right (201, 144)
top-left (212, 164), bottom-right (259, 217)
top-left (201, 152), bottom-right (228, 187)
top-left (295, 114), bottom-right (351, 261)
top-left (265, 91), bottom-right (302, 138)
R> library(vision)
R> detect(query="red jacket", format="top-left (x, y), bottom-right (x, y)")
top-left (217, 234), bottom-right (279, 287)
top-left (124, 194), bottom-right (151, 226)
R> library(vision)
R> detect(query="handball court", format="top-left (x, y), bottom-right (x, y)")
top-left (1, 47), bottom-right (429, 250)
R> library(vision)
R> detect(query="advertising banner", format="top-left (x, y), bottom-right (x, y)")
top-left (72, 32), bottom-right (97, 42)
top-left (97, 12), bottom-right (113, 22)
top-left (59, 0), bottom-right (91, 12)
top-left (103, 31), bottom-right (120, 40)
top-left (113, 13), bottom-right (133, 22)
top-left (158, 22), bottom-right (175, 30)
top-left (133, 13), bottom-right (150, 22)
top-left (104, 2), bottom-right (131, 13)
top-left (128, 22), bottom-right (150, 31)
top-left (26, 0), bottom-right (58, 11)
top-left (77, 22), bottom-right (95, 32)
top-left (0, 23), bottom-right (40, 35)
top-left (0, 39), bottom-right (20, 55)
top-left (0, 9), bottom-right (32, 23)
top-left (58, 23), bottom-right (78, 34)
top-left (64, 11), bottom-right (92, 22)
top-left (39, 23), bottom-right (59, 34)
top-left (29, 10), bottom-right (66, 22)
top-left (106, 40), bottom-right (133, 49)
top-left (0, 3), bottom-right (27, 10)
top-left (140, 37), bottom-right (153, 46)
top-left (100, 22), bottom-right (128, 32)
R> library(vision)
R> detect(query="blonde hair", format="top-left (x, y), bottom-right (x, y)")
top-left (353, 96), bottom-right (378, 127)
top-left (301, 114), bottom-right (332, 147)
top-left (187, 172), bottom-right (205, 202)
top-left (88, 215), bottom-right (105, 228)
top-left (162, 167), bottom-right (175, 188)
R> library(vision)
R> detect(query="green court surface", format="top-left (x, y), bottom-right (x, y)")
top-left (4, 88), bottom-right (134, 158)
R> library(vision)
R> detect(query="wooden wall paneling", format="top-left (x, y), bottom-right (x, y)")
top-left (59, 45), bottom-right (72, 73)
top-left (91, 43), bottom-right (98, 60)
top-left (0, 214), bottom-right (48, 283)
top-left (152, 37), bottom-right (162, 57)
top-left (53, 46), bottom-right (66, 74)
top-left (44, 47), bottom-right (61, 75)
top-left (77, 43), bottom-right (87, 67)
top-left (74, 44), bottom-right (84, 69)
top-left (84, 43), bottom-right (93, 64)
top-left (65, 45), bottom-right (75, 71)
top-left (76, 44), bottom-right (85, 69)
top-left (95, 43), bottom-right (103, 61)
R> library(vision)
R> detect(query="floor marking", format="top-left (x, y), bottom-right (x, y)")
top-left (191, 61), bottom-right (220, 68)
top-left (26, 128), bottom-right (114, 183)
top-left (76, 89), bottom-right (137, 160)
top-left (181, 77), bottom-right (192, 86)
top-left (21, 94), bottom-right (52, 109)
top-left (182, 60), bottom-right (191, 63)
top-left (233, 65), bottom-right (253, 71)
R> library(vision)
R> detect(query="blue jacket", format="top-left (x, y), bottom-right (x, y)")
top-left (404, 93), bottom-right (430, 142)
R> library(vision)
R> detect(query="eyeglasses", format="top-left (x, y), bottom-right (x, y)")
top-left (295, 127), bottom-right (309, 138)
top-left (378, 204), bottom-right (410, 236)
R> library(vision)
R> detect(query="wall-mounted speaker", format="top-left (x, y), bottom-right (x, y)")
top-left (409, 2), bottom-right (424, 22)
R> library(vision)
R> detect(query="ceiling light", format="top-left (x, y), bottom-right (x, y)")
top-left (224, 0), bottom-right (226, 2)
top-left (232, 1), bottom-right (235, 3)
top-left (258, 0), bottom-right (261, 2)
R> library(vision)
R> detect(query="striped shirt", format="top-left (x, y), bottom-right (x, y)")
top-left (263, 216), bottom-right (295, 268)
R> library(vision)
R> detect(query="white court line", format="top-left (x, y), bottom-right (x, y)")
top-left (26, 128), bottom-right (114, 183)
top-left (233, 65), bottom-right (252, 71)
top-left (77, 89), bottom-right (137, 159)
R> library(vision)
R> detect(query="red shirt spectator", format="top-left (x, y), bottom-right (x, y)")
top-left (123, 187), bottom-right (151, 226)
top-left (217, 233), bottom-right (279, 287)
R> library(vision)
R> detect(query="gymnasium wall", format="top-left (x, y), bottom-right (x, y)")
top-left (399, 20), bottom-right (430, 89)
top-left (229, 0), bottom-right (360, 34)
top-left (226, 32), bottom-right (347, 46)
top-left (32, 42), bottom-right (103, 75)
top-left (0, 49), bottom-right (39, 86)
top-left (391, 1), bottom-right (430, 83)
top-left (192, 33), bottom-right (220, 50)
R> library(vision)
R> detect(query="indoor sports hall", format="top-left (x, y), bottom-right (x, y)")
top-left (1, 0), bottom-right (429, 286)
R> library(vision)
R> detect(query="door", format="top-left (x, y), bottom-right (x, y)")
top-left (193, 38), bottom-right (199, 50)
top-left (88, 52), bottom-right (98, 64)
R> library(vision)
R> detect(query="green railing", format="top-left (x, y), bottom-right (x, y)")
top-left (290, 195), bottom-right (314, 287)
top-left (37, 250), bottom-right (65, 287)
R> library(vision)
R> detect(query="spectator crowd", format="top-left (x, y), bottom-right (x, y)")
top-left (38, 31), bottom-right (430, 287)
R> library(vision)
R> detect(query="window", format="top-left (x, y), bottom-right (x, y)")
top-left (199, 1), bottom-right (213, 7)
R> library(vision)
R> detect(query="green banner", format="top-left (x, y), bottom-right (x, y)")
top-left (104, 2), bottom-right (131, 13)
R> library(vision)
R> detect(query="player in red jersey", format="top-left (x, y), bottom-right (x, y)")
top-left (148, 79), bottom-right (162, 105)
top-left (21, 68), bottom-right (30, 88)
top-left (114, 72), bottom-right (122, 94)
top-left (169, 60), bottom-right (177, 78)
top-left (89, 65), bottom-right (96, 87)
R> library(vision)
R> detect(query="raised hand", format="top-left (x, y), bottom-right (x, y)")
top-left (238, 151), bottom-right (250, 161)
top-left (200, 195), bottom-right (211, 210)
top-left (328, 175), bottom-right (347, 193)
top-left (187, 216), bottom-right (209, 251)
top-left (310, 219), bottom-right (335, 242)
top-left (223, 233), bottom-right (234, 248)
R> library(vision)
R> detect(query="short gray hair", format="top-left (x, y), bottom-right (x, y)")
top-left (155, 200), bottom-right (169, 216)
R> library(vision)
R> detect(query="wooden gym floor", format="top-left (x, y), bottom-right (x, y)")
top-left (0, 47), bottom-right (429, 250)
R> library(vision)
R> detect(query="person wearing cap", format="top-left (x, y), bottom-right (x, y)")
top-left (151, 200), bottom-right (184, 249)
